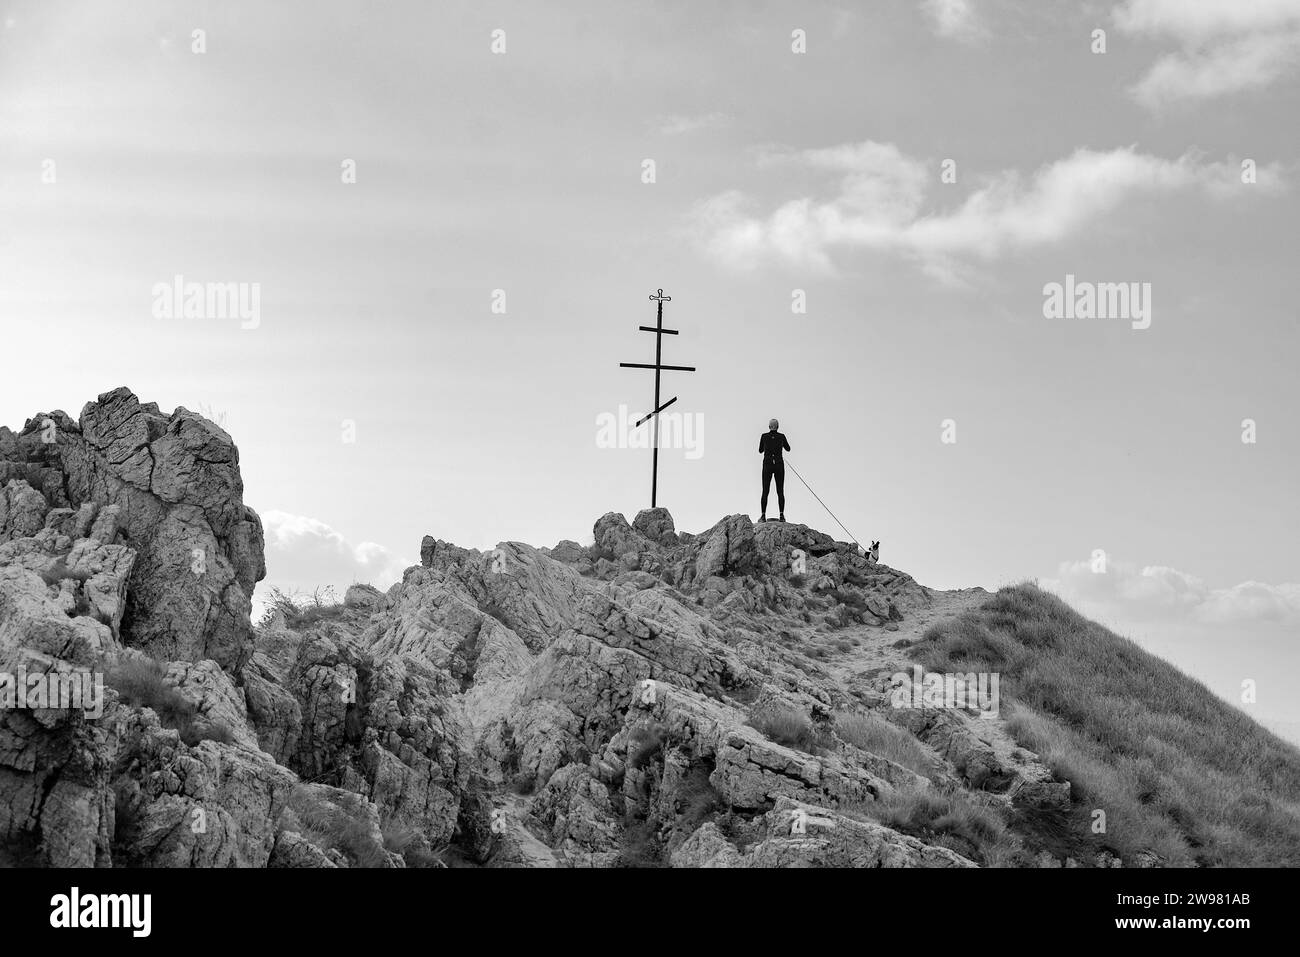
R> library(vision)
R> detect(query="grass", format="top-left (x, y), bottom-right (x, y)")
top-left (258, 586), bottom-right (348, 629)
top-left (915, 582), bottom-right (1300, 867)
top-left (835, 711), bottom-right (942, 783)
top-left (105, 658), bottom-right (237, 747)
top-left (845, 787), bottom-right (1022, 866)
top-left (746, 703), bottom-right (834, 754)
top-left (278, 785), bottom-right (392, 868)
top-left (829, 588), bottom-right (872, 616)
top-left (381, 820), bottom-right (441, 868)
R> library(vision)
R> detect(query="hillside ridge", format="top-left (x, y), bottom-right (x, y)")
top-left (2, 388), bottom-right (1296, 868)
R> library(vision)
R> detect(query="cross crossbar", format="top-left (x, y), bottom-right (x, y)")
top-left (618, 288), bottom-right (696, 507)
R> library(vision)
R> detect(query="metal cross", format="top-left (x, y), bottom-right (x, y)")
top-left (619, 289), bottom-right (696, 508)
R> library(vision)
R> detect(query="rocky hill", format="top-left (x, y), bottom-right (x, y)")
top-left (2, 389), bottom-right (1296, 868)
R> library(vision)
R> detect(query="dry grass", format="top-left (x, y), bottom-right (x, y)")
top-left (280, 785), bottom-right (391, 868)
top-left (105, 657), bottom-right (235, 746)
top-left (843, 785), bottom-right (1022, 866)
top-left (835, 711), bottom-right (941, 782)
top-left (747, 703), bottom-right (834, 754)
top-left (258, 586), bottom-right (349, 629)
top-left (916, 582), bottom-right (1300, 867)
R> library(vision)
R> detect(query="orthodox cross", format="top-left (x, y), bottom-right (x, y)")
top-left (619, 289), bottom-right (696, 508)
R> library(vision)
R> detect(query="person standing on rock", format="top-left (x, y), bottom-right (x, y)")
top-left (758, 418), bottom-right (790, 523)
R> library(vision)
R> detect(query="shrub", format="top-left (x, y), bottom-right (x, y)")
top-left (258, 586), bottom-right (348, 629)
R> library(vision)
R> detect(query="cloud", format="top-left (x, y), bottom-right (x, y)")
top-left (923, 0), bottom-right (985, 42)
top-left (257, 509), bottom-right (410, 598)
top-left (692, 141), bottom-right (1275, 278)
top-left (656, 112), bottom-right (731, 136)
top-left (1114, 0), bottom-right (1300, 108)
top-left (1043, 557), bottom-right (1300, 626)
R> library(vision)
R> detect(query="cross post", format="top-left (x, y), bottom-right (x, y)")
top-left (619, 289), bottom-right (696, 508)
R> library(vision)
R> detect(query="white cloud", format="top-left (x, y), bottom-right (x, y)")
top-left (1114, 0), bottom-right (1300, 108)
top-left (693, 142), bottom-right (1275, 278)
top-left (923, 0), bottom-right (985, 42)
top-left (257, 509), bottom-right (410, 602)
top-left (1044, 557), bottom-right (1300, 626)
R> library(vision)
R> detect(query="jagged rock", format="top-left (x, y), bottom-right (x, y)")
top-left (241, 650), bottom-right (303, 763)
top-left (887, 706), bottom-right (1069, 810)
top-left (0, 563), bottom-right (118, 663)
top-left (0, 396), bottom-right (1126, 870)
top-left (548, 540), bottom-right (585, 563)
top-left (0, 480), bottom-right (48, 543)
top-left (343, 583), bottom-right (383, 609)
top-left (0, 389), bottom-right (265, 670)
top-left (0, 662), bottom-right (118, 867)
top-left (693, 514), bottom-right (758, 580)
top-left (269, 829), bottom-right (339, 868)
top-left (671, 797), bottom-right (977, 868)
top-left (592, 511), bottom-right (644, 561)
top-left (529, 764), bottom-right (622, 867)
top-left (633, 507), bottom-right (678, 547)
top-left (166, 658), bottom-right (261, 750)
top-left (110, 710), bottom-right (296, 867)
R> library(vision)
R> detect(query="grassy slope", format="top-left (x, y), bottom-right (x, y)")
top-left (915, 583), bottom-right (1300, 867)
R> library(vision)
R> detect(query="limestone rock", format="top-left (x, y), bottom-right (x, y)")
top-left (633, 507), bottom-right (678, 547)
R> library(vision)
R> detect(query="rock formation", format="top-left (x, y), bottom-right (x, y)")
top-left (0, 388), bottom-right (1099, 868)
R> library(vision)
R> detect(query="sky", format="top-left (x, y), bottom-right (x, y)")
top-left (1, 1), bottom-right (1297, 739)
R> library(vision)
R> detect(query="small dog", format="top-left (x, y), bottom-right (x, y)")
top-left (861, 540), bottom-right (880, 565)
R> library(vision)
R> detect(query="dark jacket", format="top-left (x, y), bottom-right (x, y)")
top-left (759, 430), bottom-right (790, 466)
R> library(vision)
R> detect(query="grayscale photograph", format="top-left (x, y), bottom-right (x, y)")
top-left (0, 0), bottom-right (1294, 941)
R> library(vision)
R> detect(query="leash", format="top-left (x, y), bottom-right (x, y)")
top-left (783, 457), bottom-right (865, 552)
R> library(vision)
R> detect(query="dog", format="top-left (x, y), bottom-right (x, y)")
top-left (861, 540), bottom-right (880, 565)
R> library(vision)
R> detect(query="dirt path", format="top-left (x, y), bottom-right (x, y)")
top-left (818, 586), bottom-right (991, 692)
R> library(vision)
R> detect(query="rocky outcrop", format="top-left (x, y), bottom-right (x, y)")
top-left (1, 391), bottom-right (1081, 868)
top-left (670, 798), bottom-right (977, 868)
top-left (0, 388), bottom-right (265, 669)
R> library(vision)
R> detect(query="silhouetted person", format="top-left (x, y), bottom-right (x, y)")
top-left (759, 418), bottom-right (790, 522)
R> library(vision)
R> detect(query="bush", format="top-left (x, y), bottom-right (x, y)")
top-left (258, 586), bottom-right (348, 629)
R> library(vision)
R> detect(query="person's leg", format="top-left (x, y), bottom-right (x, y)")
top-left (775, 465), bottom-right (786, 518)
top-left (761, 463), bottom-right (773, 518)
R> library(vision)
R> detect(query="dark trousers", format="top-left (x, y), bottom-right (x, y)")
top-left (762, 461), bottom-right (785, 515)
